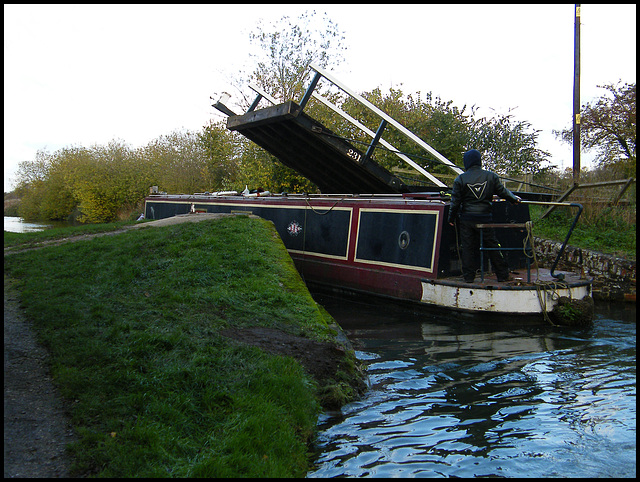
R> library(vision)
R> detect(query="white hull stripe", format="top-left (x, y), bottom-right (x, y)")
top-left (421, 281), bottom-right (590, 314)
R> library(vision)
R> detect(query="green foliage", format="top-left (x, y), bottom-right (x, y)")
top-left (64, 141), bottom-right (152, 223)
top-left (16, 179), bottom-right (48, 221)
top-left (16, 149), bottom-right (78, 221)
top-left (3, 194), bottom-right (20, 216)
top-left (15, 142), bottom-right (151, 223)
top-left (469, 107), bottom-right (552, 176)
top-left (233, 142), bottom-right (318, 194)
top-left (12, 129), bottom-right (225, 223)
top-left (199, 121), bottom-right (241, 190)
top-left (141, 130), bottom-right (213, 194)
top-left (326, 86), bottom-right (551, 184)
top-left (222, 10), bottom-right (347, 193)
top-left (367, 89), bottom-right (471, 173)
top-left (12, 13), bottom-right (625, 218)
top-left (4, 217), bottom-right (352, 477)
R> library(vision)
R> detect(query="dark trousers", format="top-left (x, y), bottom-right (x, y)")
top-left (458, 218), bottom-right (509, 281)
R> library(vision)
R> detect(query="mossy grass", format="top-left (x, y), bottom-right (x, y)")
top-left (4, 216), bottom-right (351, 477)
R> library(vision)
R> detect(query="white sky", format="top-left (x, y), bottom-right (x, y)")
top-left (4, 4), bottom-right (636, 192)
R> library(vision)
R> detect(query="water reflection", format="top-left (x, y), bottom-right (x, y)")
top-left (3, 216), bottom-right (75, 233)
top-left (309, 294), bottom-right (636, 478)
top-left (4, 216), bottom-right (53, 233)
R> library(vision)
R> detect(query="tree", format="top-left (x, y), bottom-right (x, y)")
top-left (14, 132), bottom-right (216, 223)
top-left (15, 148), bottom-right (78, 221)
top-left (469, 108), bottom-right (552, 177)
top-left (142, 130), bottom-right (211, 195)
top-left (245, 10), bottom-right (346, 104)
top-left (232, 141), bottom-right (317, 194)
top-left (335, 88), bottom-right (472, 184)
top-left (15, 150), bottom-right (51, 221)
top-left (223, 11), bottom-right (346, 193)
top-left (328, 87), bottom-right (551, 183)
top-left (63, 140), bottom-right (151, 223)
top-left (199, 121), bottom-right (242, 190)
top-left (554, 81), bottom-right (636, 177)
top-left (214, 10), bottom-right (551, 191)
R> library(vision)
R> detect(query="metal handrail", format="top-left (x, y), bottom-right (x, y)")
top-left (477, 223), bottom-right (533, 282)
top-left (302, 63), bottom-right (463, 183)
top-left (310, 92), bottom-right (448, 187)
top-left (522, 201), bottom-right (584, 279)
top-left (477, 200), bottom-right (583, 282)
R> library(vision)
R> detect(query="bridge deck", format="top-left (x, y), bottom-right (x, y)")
top-left (227, 100), bottom-right (411, 194)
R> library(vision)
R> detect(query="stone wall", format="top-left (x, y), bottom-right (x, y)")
top-left (533, 237), bottom-right (636, 302)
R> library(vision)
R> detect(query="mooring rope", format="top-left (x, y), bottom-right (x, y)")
top-left (534, 280), bottom-right (565, 326)
top-left (524, 221), bottom-right (540, 279)
top-left (299, 196), bottom-right (345, 282)
top-left (525, 220), bottom-right (569, 325)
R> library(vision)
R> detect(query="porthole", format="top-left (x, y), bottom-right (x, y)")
top-left (398, 230), bottom-right (410, 249)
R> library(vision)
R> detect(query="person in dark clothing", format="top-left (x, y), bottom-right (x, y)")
top-left (447, 149), bottom-right (521, 282)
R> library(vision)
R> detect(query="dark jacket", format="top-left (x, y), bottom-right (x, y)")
top-left (447, 150), bottom-right (520, 223)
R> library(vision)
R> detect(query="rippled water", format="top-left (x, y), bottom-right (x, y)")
top-left (308, 295), bottom-right (636, 478)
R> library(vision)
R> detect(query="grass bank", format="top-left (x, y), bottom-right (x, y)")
top-left (4, 216), bottom-right (364, 477)
top-left (529, 204), bottom-right (636, 260)
top-left (3, 220), bottom-right (138, 248)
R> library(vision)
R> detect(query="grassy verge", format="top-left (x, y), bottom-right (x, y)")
top-left (4, 216), bottom-right (361, 477)
top-left (529, 204), bottom-right (636, 260)
top-left (3, 220), bottom-right (138, 249)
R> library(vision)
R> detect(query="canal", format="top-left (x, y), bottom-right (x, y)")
top-left (4, 216), bottom-right (72, 233)
top-left (308, 292), bottom-right (636, 478)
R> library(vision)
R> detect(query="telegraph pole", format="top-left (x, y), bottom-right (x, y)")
top-left (572, 4), bottom-right (581, 184)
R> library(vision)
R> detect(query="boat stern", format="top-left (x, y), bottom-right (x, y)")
top-left (421, 271), bottom-right (592, 318)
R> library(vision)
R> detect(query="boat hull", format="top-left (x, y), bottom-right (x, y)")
top-left (421, 275), bottom-right (592, 315)
top-left (144, 193), bottom-right (592, 320)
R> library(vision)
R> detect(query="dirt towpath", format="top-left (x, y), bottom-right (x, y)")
top-left (4, 276), bottom-right (76, 478)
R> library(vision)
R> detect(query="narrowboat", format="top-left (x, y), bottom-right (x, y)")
top-left (145, 64), bottom-right (592, 323)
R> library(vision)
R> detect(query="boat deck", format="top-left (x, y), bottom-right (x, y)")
top-left (432, 268), bottom-right (590, 289)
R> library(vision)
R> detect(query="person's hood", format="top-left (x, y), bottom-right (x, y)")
top-left (463, 149), bottom-right (482, 170)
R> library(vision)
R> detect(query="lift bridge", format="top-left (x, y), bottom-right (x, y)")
top-left (212, 63), bottom-right (463, 194)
